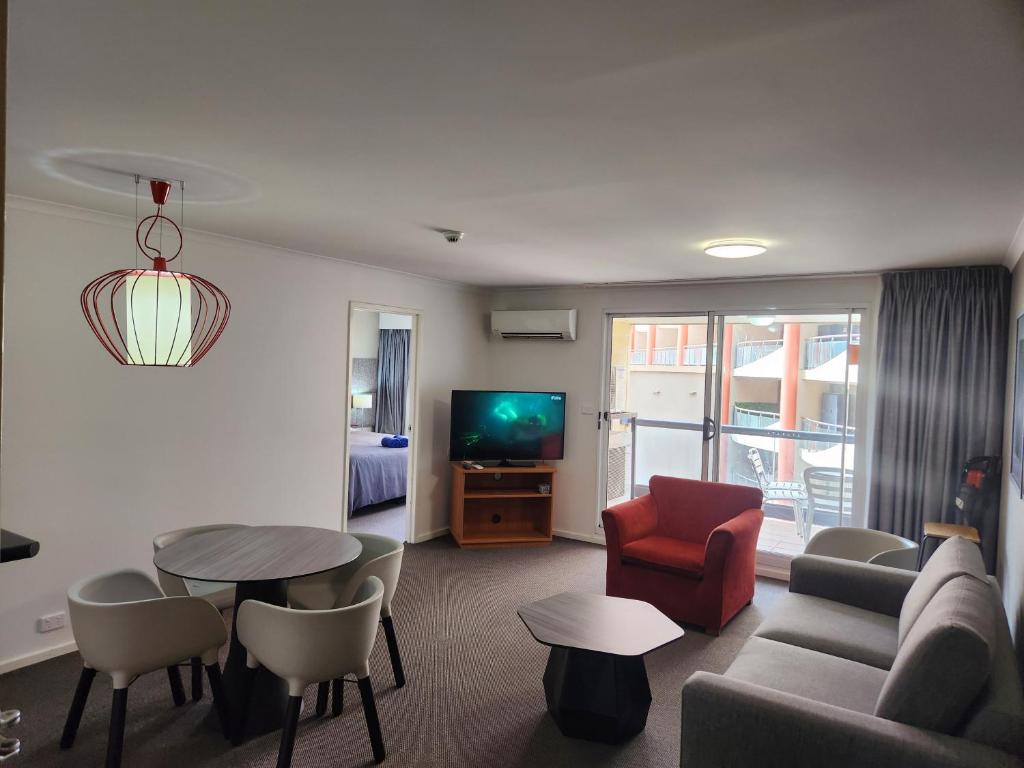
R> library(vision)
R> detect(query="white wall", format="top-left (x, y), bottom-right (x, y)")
top-left (0, 198), bottom-right (488, 669)
top-left (486, 277), bottom-right (881, 542)
top-left (349, 310), bottom-right (380, 358)
top-left (999, 255), bottom-right (1024, 649)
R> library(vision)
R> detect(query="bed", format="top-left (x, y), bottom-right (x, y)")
top-left (348, 429), bottom-right (408, 515)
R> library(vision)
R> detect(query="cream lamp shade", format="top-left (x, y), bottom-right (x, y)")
top-left (352, 394), bottom-right (373, 409)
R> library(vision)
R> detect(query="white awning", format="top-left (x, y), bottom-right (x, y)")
top-left (803, 350), bottom-right (858, 384)
top-left (732, 347), bottom-right (786, 379)
top-left (800, 443), bottom-right (855, 468)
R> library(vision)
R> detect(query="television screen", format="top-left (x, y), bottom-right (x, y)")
top-left (450, 390), bottom-right (566, 462)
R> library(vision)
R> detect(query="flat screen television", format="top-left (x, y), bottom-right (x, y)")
top-left (450, 390), bottom-right (566, 463)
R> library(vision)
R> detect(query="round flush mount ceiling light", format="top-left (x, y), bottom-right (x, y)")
top-left (748, 315), bottom-right (776, 327)
top-left (704, 239), bottom-right (767, 259)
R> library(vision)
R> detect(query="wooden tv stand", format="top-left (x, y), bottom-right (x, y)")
top-left (450, 462), bottom-right (555, 548)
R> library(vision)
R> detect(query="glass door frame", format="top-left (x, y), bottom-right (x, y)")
top-left (597, 311), bottom-right (718, 514)
top-left (596, 305), bottom-right (871, 536)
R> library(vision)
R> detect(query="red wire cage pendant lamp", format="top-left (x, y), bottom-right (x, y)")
top-left (80, 177), bottom-right (231, 366)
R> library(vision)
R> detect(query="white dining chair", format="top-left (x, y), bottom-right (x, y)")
top-left (803, 526), bottom-right (919, 570)
top-left (238, 576), bottom-right (386, 767)
top-left (288, 532), bottom-right (406, 715)
top-left (153, 523), bottom-right (245, 700)
top-left (61, 569), bottom-right (229, 767)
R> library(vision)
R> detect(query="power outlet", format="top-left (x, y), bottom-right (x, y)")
top-left (37, 611), bottom-right (66, 633)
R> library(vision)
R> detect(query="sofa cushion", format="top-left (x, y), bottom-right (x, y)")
top-left (753, 592), bottom-right (899, 669)
top-left (876, 575), bottom-right (995, 734)
top-left (621, 535), bottom-right (704, 576)
top-left (899, 535), bottom-right (986, 646)
top-left (958, 580), bottom-right (1024, 756)
top-left (725, 636), bottom-right (888, 715)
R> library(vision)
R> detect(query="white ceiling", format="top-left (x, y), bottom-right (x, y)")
top-left (8, 1), bottom-right (1024, 286)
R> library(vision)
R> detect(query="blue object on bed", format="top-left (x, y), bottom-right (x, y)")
top-left (381, 435), bottom-right (408, 448)
top-left (349, 430), bottom-right (408, 516)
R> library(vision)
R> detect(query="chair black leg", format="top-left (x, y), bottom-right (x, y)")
top-left (106, 688), bottom-right (128, 768)
top-left (205, 664), bottom-right (231, 741)
top-left (167, 665), bottom-right (186, 707)
top-left (191, 658), bottom-right (204, 701)
top-left (331, 678), bottom-right (344, 717)
top-left (357, 676), bottom-right (385, 764)
top-left (276, 695), bottom-right (302, 768)
top-left (60, 666), bottom-right (96, 749)
top-left (315, 682), bottom-right (329, 716)
top-left (382, 616), bottom-right (406, 688)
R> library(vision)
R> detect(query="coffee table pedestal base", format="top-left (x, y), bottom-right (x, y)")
top-left (543, 647), bottom-right (651, 744)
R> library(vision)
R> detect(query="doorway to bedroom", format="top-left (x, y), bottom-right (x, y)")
top-left (344, 304), bottom-right (419, 543)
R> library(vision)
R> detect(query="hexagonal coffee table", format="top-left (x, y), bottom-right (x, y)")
top-left (518, 592), bottom-right (684, 744)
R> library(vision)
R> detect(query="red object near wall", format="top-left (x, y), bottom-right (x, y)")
top-left (602, 476), bottom-right (763, 635)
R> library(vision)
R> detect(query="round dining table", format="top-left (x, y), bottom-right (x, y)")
top-left (153, 525), bottom-right (362, 742)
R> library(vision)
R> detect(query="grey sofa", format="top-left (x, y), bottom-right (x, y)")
top-left (681, 536), bottom-right (1024, 768)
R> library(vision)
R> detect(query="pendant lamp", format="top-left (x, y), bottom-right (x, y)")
top-left (81, 177), bottom-right (230, 366)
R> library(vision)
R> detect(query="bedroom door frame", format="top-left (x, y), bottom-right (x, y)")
top-left (343, 301), bottom-right (422, 544)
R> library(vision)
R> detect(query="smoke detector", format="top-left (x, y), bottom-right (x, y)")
top-left (437, 228), bottom-right (464, 243)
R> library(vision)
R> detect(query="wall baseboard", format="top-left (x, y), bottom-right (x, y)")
top-left (756, 561), bottom-right (792, 582)
top-left (0, 640), bottom-right (77, 675)
top-left (553, 529), bottom-right (606, 546)
top-left (412, 526), bottom-right (450, 544)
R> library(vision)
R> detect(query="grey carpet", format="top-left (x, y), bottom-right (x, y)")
top-left (348, 500), bottom-right (407, 542)
top-left (0, 537), bottom-right (786, 767)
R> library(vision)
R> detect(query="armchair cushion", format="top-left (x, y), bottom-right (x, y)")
top-left (621, 536), bottom-right (704, 577)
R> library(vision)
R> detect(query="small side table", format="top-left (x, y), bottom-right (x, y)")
top-left (518, 592), bottom-right (683, 744)
top-left (918, 522), bottom-right (981, 570)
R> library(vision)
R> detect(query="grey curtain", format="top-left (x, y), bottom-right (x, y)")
top-left (375, 329), bottom-right (411, 435)
top-left (868, 266), bottom-right (1009, 571)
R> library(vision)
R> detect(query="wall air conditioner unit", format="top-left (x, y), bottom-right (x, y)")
top-left (491, 309), bottom-right (577, 341)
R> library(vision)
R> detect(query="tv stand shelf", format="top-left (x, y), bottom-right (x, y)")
top-left (450, 462), bottom-right (555, 548)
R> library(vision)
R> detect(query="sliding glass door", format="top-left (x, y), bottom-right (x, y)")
top-left (600, 310), bottom-right (862, 565)
top-left (601, 315), bottom-right (716, 508)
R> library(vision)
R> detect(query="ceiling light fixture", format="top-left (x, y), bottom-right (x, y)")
top-left (80, 176), bottom-right (231, 366)
top-left (704, 239), bottom-right (767, 259)
top-left (748, 315), bottom-right (776, 327)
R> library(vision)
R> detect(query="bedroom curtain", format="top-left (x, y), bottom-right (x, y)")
top-left (375, 328), bottom-right (411, 435)
top-left (868, 266), bottom-right (1009, 571)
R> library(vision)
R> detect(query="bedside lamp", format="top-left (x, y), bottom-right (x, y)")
top-left (352, 393), bottom-right (373, 428)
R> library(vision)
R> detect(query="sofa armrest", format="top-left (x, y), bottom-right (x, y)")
top-left (681, 672), bottom-right (1021, 768)
top-left (703, 507), bottom-right (763, 578)
top-left (601, 494), bottom-right (658, 553)
top-left (789, 554), bottom-right (917, 617)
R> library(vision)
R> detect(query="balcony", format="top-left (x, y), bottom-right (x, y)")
top-left (733, 404), bottom-right (780, 430)
top-left (682, 344), bottom-right (715, 366)
top-left (629, 345), bottom-right (716, 367)
top-left (734, 339), bottom-right (783, 367)
top-left (804, 334), bottom-right (860, 369)
top-left (801, 417), bottom-right (855, 451)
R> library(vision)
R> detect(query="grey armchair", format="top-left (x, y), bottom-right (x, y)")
top-left (62, 569), bottom-right (229, 767)
top-left (288, 531), bottom-right (406, 711)
top-left (153, 523), bottom-right (246, 701)
top-left (238, 576), bottom-right (386, 767)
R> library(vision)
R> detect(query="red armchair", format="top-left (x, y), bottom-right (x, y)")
top-left (602, 476), bottom-right (764, 635)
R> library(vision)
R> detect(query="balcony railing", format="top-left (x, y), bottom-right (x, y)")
top-left (804, 334), bottom-right (861, 369)
top-left (801, 417), bottom-right (856, 450)
top-left (682, 344), bottom-right (715, 366)
top-left (733, 405), bottom-right (780, 429)
top-left (629, 349), bottom-right (647, 365)
top-left (734, 339), bottom-right (783, 367)
top-left (652, 347), bottom-right (677, 365)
